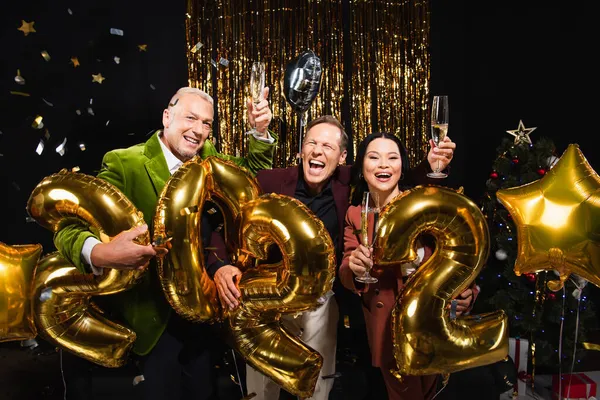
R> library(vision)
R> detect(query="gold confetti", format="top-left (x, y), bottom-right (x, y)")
top-left (31, 115), bottom-right (44, 129)
top-left (190, 42), bottom-right (203, 53)
top-left (137, 44), bottom-right (147, 52)
top-left (70, 57), bottom-right (80, 67)
top-left (92, 73), bottom-right (105, 84)
top-left (40, 50), bottom-right (51, 62)
top-left (79, 143), bottom-right (86, 151)
top-left (10, 91), bottom-right (30, 97)
top-left (17, 20), bottom-right (36, 36)
top-left (114, 56), bottom-right (120, 64)
top-left (14, 70), bottom-right (25, 85)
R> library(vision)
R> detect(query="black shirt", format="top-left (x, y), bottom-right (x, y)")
top-left (294, 175), bottom-right (340, 258)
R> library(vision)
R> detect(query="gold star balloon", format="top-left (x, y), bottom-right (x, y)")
top-left (0, 242), bottom-right (42, 342)
top-left (497, 144), bottom-right (600, 291)
top-left (506, 120), bottom-right (537, 145)
top-left (17, 20), bottom-right (36, 36)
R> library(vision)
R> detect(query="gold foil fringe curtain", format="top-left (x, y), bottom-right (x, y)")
top-left (186, 0), bottom-right (429, 167)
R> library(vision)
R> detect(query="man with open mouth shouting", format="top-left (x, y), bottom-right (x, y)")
top-left (53, 86), bottom-right (276, 400)
top-left (212, 115), bottom-right (455, 400)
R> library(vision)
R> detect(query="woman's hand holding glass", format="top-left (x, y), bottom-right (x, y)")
top-left (427, 136), bottom-right (456, 173)
top-left (348, 244), bottom-right (374, 280)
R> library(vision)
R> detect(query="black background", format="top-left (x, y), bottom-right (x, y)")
top-left (0, 1), bottom-right (597, 399)
top-left (0, 1), bottom-right (595, 250)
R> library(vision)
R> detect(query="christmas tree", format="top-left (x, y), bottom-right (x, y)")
top-left (474, 121), bottom-right (598, 372)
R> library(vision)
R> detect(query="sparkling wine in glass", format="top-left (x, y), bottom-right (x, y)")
top-left (356, 192), bottom-right (380, 284)
top-left (248, 62), bottom-right (265, 135)
top-left (427, 95), bottom-right (449, 178)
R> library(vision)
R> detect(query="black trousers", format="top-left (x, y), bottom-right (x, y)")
top-left (134, 314), bottom-right (217, 400)
top-left (60, 314), bottom-right (218, 400)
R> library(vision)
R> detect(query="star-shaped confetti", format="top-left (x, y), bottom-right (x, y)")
top-left (70, 57), bottom-right (80, 67)
top-left (137, 44), bottom-right (147, 52)
top-left (17, 20), bottom-right (36, 36)
top-left (92, 73), bottom-right (105, 84)
top-left (496, 144), bottom-right (600, 291)
top-left (506, 120), bottom-right (537, 145)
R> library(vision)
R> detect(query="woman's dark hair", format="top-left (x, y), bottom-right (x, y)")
top-left (350, 132), bottom-right (411, 206)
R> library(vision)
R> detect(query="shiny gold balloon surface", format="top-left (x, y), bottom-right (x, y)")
top-left (226, 194), bottom-right (336, 398)
top-left (154, 156), bottom-right (261, 322)
top-left (0, 242), bottom-right (42, 342)
top-left (374, 186), bottom-right (508, 376)
top-left (32, 253), bottom-right (136, 367)
top-left (26, 169), bottom-right (148, 367)
top-left (497, 144), bottom-right (600, 291)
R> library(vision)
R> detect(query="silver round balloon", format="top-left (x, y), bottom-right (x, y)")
top-left (283, 50), bottom-right (322, 113)
top-left (283, 50), bottom-right (322, 158)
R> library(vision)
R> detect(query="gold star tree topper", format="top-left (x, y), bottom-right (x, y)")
top-left (17, 20), bottom-right (36, 36)
top-left (496, 144), bottom-right (600, 291)
top-left (506, 120), bottom-right (537, 145)
top-left (92, 73), bottom-right (105, 84)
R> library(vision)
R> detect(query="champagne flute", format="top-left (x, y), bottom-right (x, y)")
top-left (248, 62), bottom-right (265, 135)
top-left (427, 95), bottom-right (449, 178)
top-left (355, 192), bottom-right (380, 284)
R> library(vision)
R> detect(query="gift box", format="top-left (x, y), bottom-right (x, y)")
top-left (509, 337), bottom-right (529, 396)
top-left (552, 372), bottom-right (597, 400)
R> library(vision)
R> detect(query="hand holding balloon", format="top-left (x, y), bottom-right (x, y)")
top-left (90, 224), bottom-right (158, 271)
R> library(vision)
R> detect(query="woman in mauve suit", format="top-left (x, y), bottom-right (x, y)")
top-left (339, 132), bottom-right (477, 399)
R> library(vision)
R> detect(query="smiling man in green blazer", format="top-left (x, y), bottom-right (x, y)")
top-left (53, 86), bottom-right (276, 400)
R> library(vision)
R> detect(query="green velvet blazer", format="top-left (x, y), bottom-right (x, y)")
top-left (53, 131), bottom-right (276, 355)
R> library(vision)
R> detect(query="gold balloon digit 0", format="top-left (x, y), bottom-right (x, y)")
top-left (26, 169), bottom-right (148, 367)
top-left (228, 194), bottom-right (336, 398)
top-left (374, 186), bottom-right (508, 376)
top-left (155, 156), bottom-right (334, 397)
top-left (0, 242), bottom-right (42, 342)
top-left (153, 156), bottom-right (261, 322)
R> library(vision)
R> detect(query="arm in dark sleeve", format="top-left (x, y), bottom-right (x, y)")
top-left (201, 212), bottom-right (229, 278)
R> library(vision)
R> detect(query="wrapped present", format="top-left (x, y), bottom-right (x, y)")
top-left (509, 337), bottom-right (529, 396)
top-left (552, 373), bottom-right (597, 399)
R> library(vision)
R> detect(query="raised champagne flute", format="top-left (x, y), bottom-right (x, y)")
top-left (427, 95), bottom-right (449, 178)
top-left (248, 61), bottom-right (265, 135)
top-left (355, 192), bottom-right (380, 284)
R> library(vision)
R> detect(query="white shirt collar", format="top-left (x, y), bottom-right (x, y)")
top-left (158, 132), bottom-right (183, 175)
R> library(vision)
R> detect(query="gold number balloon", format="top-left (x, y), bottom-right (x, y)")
top-left (227, 194), bottom-right (336, 398)
top-left (373, 186), bottom-right (508, 376)
top-left (32, 252), bottom-right (136, 367)
top-left (497, 144), bottom-right (600, 291)
top-left (0, 242), bottom-right (42, 342)
top-left (153, 156), bottom-right (261, 322)
top-left (154, 157), bottom-right (335, 398)
top-left (26, 169), bottom-right (148, 367)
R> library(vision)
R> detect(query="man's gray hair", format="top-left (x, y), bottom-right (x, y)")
top-left (168, 87), bottom-right (214, 107)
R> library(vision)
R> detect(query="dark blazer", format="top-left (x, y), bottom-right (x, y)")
top-left (256, 160), bottom-right (434, 253)
top-left (256, 165), bottom-right (352, 252)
